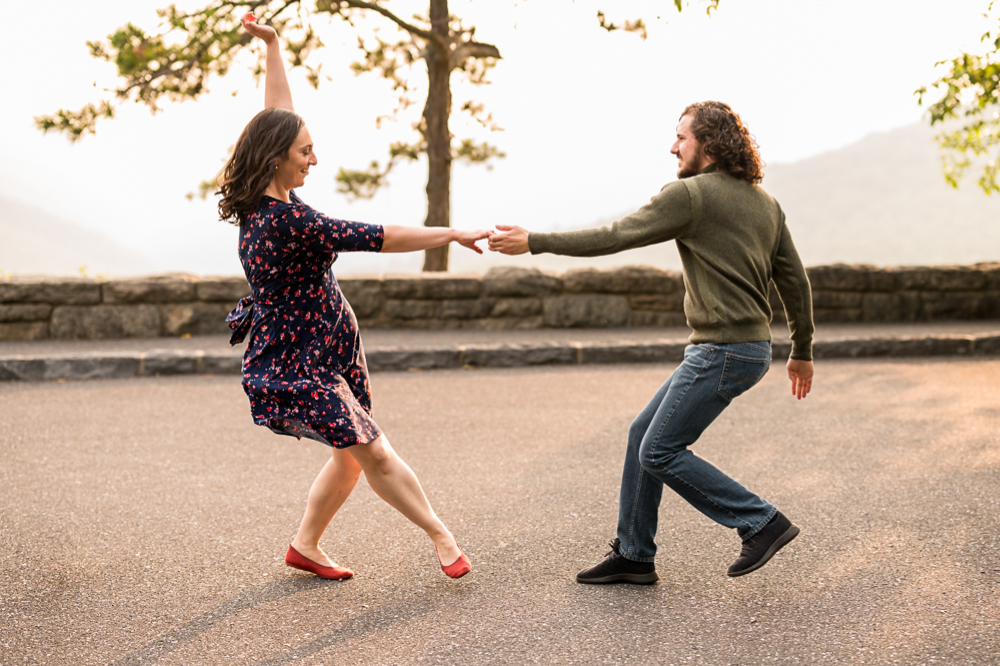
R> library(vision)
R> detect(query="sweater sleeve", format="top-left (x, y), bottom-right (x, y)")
top-left (527, 180), bottom-right (697, 257)
top-left (771, 216), bottom-right (815, 361)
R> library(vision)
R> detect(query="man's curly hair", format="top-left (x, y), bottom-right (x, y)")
top-left (681, 101), bottom-right (764, 185)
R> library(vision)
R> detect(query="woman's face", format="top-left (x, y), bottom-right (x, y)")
top-left (274, 125), bottom-right (317, 190)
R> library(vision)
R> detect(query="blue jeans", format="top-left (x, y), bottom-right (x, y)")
top-left (617, 342), bottom-right (777, 562)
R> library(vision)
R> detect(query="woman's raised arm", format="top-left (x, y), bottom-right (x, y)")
top-left (241, 13), bottom-right (294, 112)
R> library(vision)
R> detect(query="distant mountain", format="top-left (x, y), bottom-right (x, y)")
top-left (763, 122), bottom-right (1000, 266)
top-left (0, 196), bottom-right (158, 277)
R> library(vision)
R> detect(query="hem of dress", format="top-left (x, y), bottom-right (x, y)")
top-left (257, 416), bottom-right (380, 449)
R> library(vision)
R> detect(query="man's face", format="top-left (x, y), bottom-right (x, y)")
top-left (671, 114), bottom-right (711, 179)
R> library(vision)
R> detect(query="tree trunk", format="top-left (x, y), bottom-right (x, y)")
top-left (421, 0), bottom-right (452, 272)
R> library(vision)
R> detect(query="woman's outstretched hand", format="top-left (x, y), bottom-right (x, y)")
top-left (241, 12), bottom-right (278, 44)
top-left (455, 229), bottom-right (492, 254)
top-left (488, 225), bottom-right (530, 255)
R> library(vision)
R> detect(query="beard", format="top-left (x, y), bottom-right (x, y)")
top-left (677, 164), bottom-right (699, 179)
top-left (676, 153), bottom-right (707, 179)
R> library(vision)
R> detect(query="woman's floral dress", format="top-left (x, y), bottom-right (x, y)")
top-left (226, 192), bottom-right (385, 448)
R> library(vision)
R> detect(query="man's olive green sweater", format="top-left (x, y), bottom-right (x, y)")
top-left (528, 165), bottom-right (815, 361)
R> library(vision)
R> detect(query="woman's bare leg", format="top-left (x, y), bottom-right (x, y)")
top-left (348, 435), bottom-right (462, 566)
top-left (290, 447), bottom-right (362, 567)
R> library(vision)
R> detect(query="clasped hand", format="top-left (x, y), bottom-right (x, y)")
top-left (487, 225), bottom-right (530, 255)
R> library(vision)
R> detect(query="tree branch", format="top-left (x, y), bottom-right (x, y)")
top-left (335, 1), bottom-right (445, 51)
top-left (451, 40), bottom-right (501, 67)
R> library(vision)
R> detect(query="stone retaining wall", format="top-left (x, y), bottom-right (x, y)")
top-left (1, 263), bottom-right (998, 341)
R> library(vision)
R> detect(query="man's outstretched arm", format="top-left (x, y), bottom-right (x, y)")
top-left (489, 180), bottom-right (697, 257)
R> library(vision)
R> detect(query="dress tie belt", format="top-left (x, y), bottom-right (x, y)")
top-left (226, 290), bottom-right (324, 345)
top-left (226, 295), bottom-right (255, 346)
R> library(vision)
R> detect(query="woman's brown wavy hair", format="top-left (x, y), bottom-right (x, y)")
top-left (217, 108), bottom-right (305, 224)
top-left (681, 101), bottom-right (764, 185)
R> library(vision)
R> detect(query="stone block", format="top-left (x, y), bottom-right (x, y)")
top-left (196, 277), bottom-right (251, 302)
top-left (976, 292), bottom-right (1000, 319)
top-left (629, 311), bottom-right (688, 327)
top-left (579, 341), bottom-right (687, 365)
top-left (563, 266), bottom-right (680, 294)
top-left (0, 304), bottom-right (53, 323)
top-left (0, 322), bottom-right (49, 341)
top-left (884, 337), bottom-right (973, 357)
top-left (373, 319), bottom-right (446, 330)
top-left (383, 273), bottom-right (481, 299)
top-left (142, 350), bottom-right (201, 376)
top-left (339, 278), bottom-right (384, 319)
top-left (490, 298), bottom-right (542, 318)
top-left (867, 268), bottom-right (896, 292)
top-left (0, 278), bottom-right (101, 305)
top-left (461, 316), bottom-right (545, 331)
top-left (384, 299), bottom-right (438, 320)
top-left (543, 295), bottom-right (630, 328)
top-left (805, 264), bottom-right (872, 292)
top-left (920, 292), bottom-right (984, 320)
top-left (160, 303), bottom-right (233, 336)
top-left (862, 294), bottom-right (902, 323)
top-left (974, 335), bottom-right (1000, 355)
top-left (201, 353), bottom-right (244, 375)
top-left (629, 294), bottom-right (684, 312)
top-left (50, 305), bottom-right (160, 340)
top-left (811, 291), bottom-right (862, 310)
top-left (899, 292), bottom-right (923, 321)
top-left (439, 298), bottom-right (495, 320)
top-left (366, 349), bottom-right (463, 372)
top-left (102, 275), bottom-right (198, 304)
top-left (0, 354), bottom-right (142, 381)
top-left (770, 342), bottom-right (792, 360)
top-left (894, 266), bottom-right (987, 292)
top-left (483, 267), bottom-right (563, 297)
top-left (462, 344), bottom-right (577, 368)
top-left (977, 262), bottom-right (1000, 290)
top-left (813, 308), bottom-right (862, 324)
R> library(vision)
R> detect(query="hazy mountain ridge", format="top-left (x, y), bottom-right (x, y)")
top-left (0, 196), bottom-right (158, 277)
top-left (764, 122), bottom-right (1000, 267)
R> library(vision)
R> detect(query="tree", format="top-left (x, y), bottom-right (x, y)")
top-left (917, 2), bottom-right (1000, 194)
top-left (36, 1), bottom-right (715, 271)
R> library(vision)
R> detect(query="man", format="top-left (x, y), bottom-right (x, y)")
top-left (489, 101), bottom-right (814, 583)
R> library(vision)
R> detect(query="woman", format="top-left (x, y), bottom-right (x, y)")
top-left (221, 14), bottom-right (485, 580)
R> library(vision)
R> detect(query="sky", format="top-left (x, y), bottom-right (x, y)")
top-left (2, 0), bottom-right (995, 275)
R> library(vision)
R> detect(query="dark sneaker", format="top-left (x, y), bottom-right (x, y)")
top-left (576, 538), bottom-right (659, 585)
top-left (728, 511), bottom-right (800, 577)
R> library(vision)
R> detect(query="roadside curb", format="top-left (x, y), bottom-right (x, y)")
top-left (2, 333), bottom-right (998, 382)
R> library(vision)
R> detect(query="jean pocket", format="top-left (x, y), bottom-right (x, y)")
top-left (718, 353), bottom-right (769, 401)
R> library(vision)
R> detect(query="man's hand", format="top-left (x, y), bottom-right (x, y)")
top-left (786, 359), bottom-right (814, 400)
top-left (241, 13), bottom-right (278, 44)
top-left (488, 225), bottom-right (530, 255)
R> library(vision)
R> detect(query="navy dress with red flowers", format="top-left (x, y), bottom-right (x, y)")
top-left (227, 192), bottom-right (385, 448)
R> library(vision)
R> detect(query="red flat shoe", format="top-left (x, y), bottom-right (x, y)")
top-left (435, 543), bottom-right (471, 579)
top-left (285, 544), bottom-right (353, 580)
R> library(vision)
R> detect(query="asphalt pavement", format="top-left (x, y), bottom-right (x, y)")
top-left (1, 357), bottom-right (999, 665)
